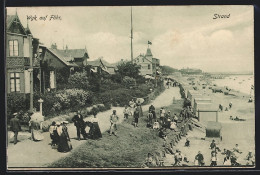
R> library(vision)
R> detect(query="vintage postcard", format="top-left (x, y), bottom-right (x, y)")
top-left (5, 6), bottom-right (254, 170)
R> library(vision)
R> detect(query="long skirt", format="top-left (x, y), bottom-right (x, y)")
top-left (58, 134), bottom-right (71, 152)
top-left (89, 122), bottom-right (102, 140)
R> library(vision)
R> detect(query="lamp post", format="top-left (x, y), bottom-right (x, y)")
top-left (38, 98), bottom-right (44, 116)
top-left (28, 68), bottom-right (33, 112)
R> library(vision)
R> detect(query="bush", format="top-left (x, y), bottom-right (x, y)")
top-left (68, 71), bottom-right (89, 90)
top-left (56, 89), bottom-right (93, 110)
top-left (7, 93), bottom-right (30, 122)
top-left (122, 76), bottom-right (136, 87)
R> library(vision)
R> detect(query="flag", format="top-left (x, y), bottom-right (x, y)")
top-left (148, 41), bottom-right (152, 45)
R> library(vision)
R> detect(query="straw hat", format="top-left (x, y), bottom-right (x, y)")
top-left (63, 121), bottom-right (69, 124)
top-left (56, 122), bottom-right (61, 126)
top-left (13, 112), bottom-right (18, 116)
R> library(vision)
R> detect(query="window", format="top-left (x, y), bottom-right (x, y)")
top-left (148, 64), bottom-right (151, 69)
top-left (10, 73), bottom-right (20, 92)
top-left (9, 40), bottom-right (19, 56)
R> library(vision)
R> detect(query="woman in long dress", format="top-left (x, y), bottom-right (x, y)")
top-left (57, 121), bottom-right (72, 153)
top-left (30, 112), bottom-right (44, 141)
top-left (136, 100), bottom-right (143, 118)
top-left (89, 113), bottom-right (102, 140)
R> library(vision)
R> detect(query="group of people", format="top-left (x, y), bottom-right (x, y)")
top-left (123, 99), bottom-right (143, 127)
top-left (49, 121), bottom-right (72, 153)
top-left (218, 102), bottom-right (232, 112)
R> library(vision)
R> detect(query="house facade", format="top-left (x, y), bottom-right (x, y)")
top-left (133, 47), bottom-right (160, 76)
top-left (6, 14), bottom-right (34, 94)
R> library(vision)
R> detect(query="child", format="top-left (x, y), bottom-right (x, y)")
top-left (210, 151), bottom-right (217, 166)
top-left (123, 105), bottom-right (130, 120)
top-left (153, 119), bottom-right (160, 129)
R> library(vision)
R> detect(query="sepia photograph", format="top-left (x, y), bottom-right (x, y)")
top-left (5, 5), bottom-right (255, 169)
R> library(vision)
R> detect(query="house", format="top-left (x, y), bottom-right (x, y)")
top-left (59, 46), bottom-right (89, 67)
top-left (133, 47), bottom-right (160, 76)
top-left (6, 13), bottom-right (36, 94)
top-left (87, 57), bottom-right (116, 74)
top-left (38, 45), bottom-right (79, 91)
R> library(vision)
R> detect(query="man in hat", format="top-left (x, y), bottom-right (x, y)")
top-left (110, 110), bottom-right (119, 136)
top-left (10, 113), bottom-right (21, 145)
top-left (72, 110), bottom-right (87, 140)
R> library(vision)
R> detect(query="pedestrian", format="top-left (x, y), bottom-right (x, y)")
top-left (153, 119), bottom-right (160, 130)
top-left (160, 107), bottom-right (166, 126)
top-left (245, 150), bottom-right (255, 166)
top-left (89, 110), bottom-right (102, 140)
top-left (9, 113), bottom-right (21, 145)
top-left (49, 121), bottom-right (58, 146)
top-left (185, 138), bottom-right (190, 147)
top-left (57, 121), bottom-right (72, 153)
top-left (149, 104), bottom-right (156, 120)
top-left (223, 155), bottom-right (231, 166)
top-left (136, 100), bottom-right (143, 118)
top-left (133, 107), bottom-right (139, 127)
top-left (143, 153), bottom-right (155, 167)
top-left (233, 144), bottom-right (242, 154)
top-left (165, 111), bottom-right (172, 128)
top-left (123, 105), bottom-right (130, 121)
top-left (72, 110), bottom-right (87, 141)
top-left (195, 151), bottom-right (205, 166)
top-left (129, 99), bottom-right (136, 116)
top-left (147, 110), bottom-right (153, 127)
top-left (173, 113), bottom-right (178, 123)
top-left (210, 151), bottom-right (217, 166)
top-left (170, 120), bottom-right (177, 131)
top-left (229, 102), bottom-right (232, 109)
top-left (110, 110), bottom-right (119, 136)
top-left (219, 104), bottom-right (223, 112)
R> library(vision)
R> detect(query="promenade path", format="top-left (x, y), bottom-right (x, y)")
top-left (7, 86), bottom-right (181, 168)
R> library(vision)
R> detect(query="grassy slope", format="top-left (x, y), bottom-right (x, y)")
top-left (49, 100), bottom-right (183, 168)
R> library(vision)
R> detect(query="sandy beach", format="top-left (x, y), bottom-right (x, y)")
top-left (164, 75), bottom-right (255, 167)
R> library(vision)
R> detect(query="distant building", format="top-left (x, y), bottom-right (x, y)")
top-left (180, 68), bottom-right (202, 75)
top-left (6, 13), bottom-right (37, 94)
top-left (133, 47), bottom-right (160, 76)
top-left (87, 57), bottom-right (116, 74)
top-left (59, 46), bottom-right (89, 67)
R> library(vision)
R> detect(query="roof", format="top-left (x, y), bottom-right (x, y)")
top-left (59, 49), bottom-right (89, 58)
top-left (146, 48), bottom-right (153, 57)
top-left (206, 121), bottom-right (222, 130)
top-left (88, 57), bottom-right (115, 68)
top-left (48, 48), bottom-right (78, 67)
top-left (6, 15), bottom-right (27, 35)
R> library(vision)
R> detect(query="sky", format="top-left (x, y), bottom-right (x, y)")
top-left (6, 6), bottom-right (254, 72)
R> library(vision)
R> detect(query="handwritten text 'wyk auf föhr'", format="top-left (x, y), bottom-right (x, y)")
top-left (27, 15), bottom-right (62, 21)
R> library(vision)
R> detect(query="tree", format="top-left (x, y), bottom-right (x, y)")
top-left (116, 61), bottom-right (140, 79)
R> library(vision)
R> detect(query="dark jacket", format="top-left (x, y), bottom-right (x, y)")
top-left (10, 117), bottom-right (21, 132)
top-left (72, 114), bottom-right (85, 128)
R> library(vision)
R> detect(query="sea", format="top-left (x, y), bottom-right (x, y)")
top-left (212, 75), bottom-right (254, 95)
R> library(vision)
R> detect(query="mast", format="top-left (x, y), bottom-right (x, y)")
top-left (131, 6), bottom-right (133, 62)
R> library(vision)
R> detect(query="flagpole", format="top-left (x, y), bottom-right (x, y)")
top-left (131, 6), bottom-right (133, 63)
